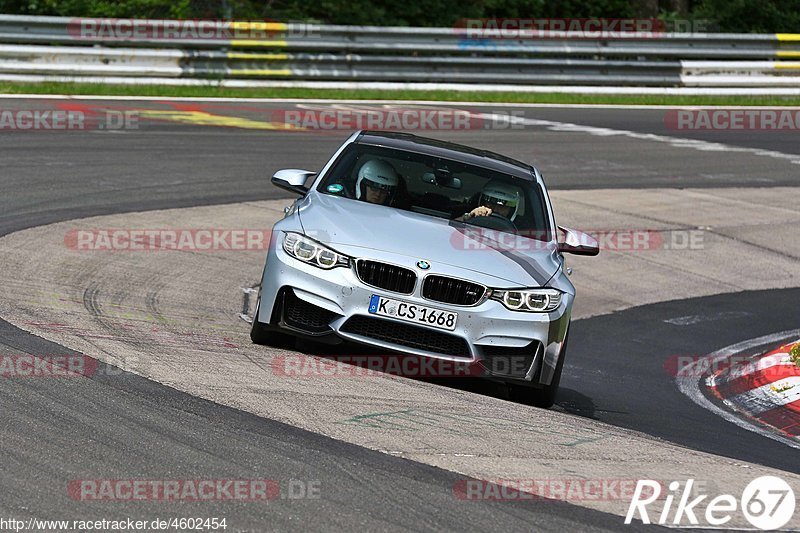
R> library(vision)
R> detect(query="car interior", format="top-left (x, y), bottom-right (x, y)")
top-left (319, 144), bottom-right (550, 237)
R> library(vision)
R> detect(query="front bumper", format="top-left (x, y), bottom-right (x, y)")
top-left (257, 238), bottom-right (572, 386)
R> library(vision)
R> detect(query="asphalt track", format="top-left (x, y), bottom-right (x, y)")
top-left (1, 97), bottom-right (798, 529)
top-left (564, 289), bottom-right (800, 472)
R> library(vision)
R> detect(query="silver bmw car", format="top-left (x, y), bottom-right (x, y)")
top-left (252, 131), bottom-right (598, 407)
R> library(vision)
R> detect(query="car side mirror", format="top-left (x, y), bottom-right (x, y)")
top-left (271, 169), bottom-right (316, 195)
top-left (557, 226), bottom-right (599, 256)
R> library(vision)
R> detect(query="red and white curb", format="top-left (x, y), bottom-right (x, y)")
top-left (708, 339), bottom-right (800, 438)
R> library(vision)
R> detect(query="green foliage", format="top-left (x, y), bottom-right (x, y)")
top-left (249, 0), bottom-right (640, 26)
top-left (0, 0), bottom-right (194, 18)
top-left (790, 344), bottom-right (800, 367)
top-left (692, 0), bottom-right (800, 33)
top-left (0, 0), bottom-right (797, 32)
top-left (0, 0), bottom-right (679, 25)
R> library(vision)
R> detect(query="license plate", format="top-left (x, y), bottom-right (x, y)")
top-left (368, 295), bottom-right (457, 331)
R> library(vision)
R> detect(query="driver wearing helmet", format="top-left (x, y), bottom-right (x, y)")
top-left (355, 159), bottom-right (399, 206)
top-left (458, 180), bottom-right (520, 222)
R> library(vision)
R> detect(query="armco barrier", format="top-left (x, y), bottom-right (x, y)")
top-left (0, 14), bottom-right (798, 88)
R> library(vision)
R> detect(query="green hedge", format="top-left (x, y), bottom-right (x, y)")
top-left (692, 0), bottom-right (800, 33)
top-left (1, 0), bottom-right (798, 32)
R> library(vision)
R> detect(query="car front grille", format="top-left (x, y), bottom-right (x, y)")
top-left (281, 289), bottom-right (339, 333)
top-left (355, 260), bottom-right (416, 294)
top-left (340, 315), bottom-right (471, 358)
top-left (422, 275), bottom-right (486, 306)
top-left (480, 342), bottom-right (541, 379)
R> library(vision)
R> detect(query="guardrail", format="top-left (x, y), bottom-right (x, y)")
top-left (0, 14), bottom-right (799, 88)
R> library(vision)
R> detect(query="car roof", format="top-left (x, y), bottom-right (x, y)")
top-left (354, 131), bottom-right (536, 181)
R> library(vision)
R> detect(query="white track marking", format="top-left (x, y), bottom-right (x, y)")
top-left (664, 311), bottom-right (752, 326)
top-left (676, 329), bottom-right (800, 449)
top-left (479, 112), bottom-right (800, 165)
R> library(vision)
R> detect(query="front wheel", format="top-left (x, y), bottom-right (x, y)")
top-left (507, 335), bottom-right (568, 408)
top-left (250, 296), bottom-right (294, 349)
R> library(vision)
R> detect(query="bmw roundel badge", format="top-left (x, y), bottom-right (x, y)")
top-left (416, 260), bottom-right (431, 270)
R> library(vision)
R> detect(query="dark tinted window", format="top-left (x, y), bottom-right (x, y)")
top-left (317, 144), bottom-right (550, 238)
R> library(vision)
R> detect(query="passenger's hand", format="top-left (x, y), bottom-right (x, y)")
top-left (467, 206), bottom-right (493, 219)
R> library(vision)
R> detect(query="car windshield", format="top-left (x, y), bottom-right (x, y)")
top-left (316, 144), bottom-right (551, 238)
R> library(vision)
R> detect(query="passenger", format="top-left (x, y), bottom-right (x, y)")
top-left (459, 181), bottom-right (520, 221)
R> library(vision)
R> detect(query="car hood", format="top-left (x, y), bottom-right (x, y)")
top-left (297, 194), bottom-right (560, 287)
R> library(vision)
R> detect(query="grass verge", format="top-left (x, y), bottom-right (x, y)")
top-left (2, 82), bottom-right (800, 106)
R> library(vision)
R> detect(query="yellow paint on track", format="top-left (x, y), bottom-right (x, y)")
top-left (135, 109), bottom-right (301, 130)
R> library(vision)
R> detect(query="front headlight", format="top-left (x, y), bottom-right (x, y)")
top-left (491, 288), bottom-right (562, 313)
top-left (283, 232), bottom-right (350, 269)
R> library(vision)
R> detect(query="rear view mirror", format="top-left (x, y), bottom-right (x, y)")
top-left (421, 171), bottom-right (462, 190)
top-left (271, 169), bottom-right (316, 195)
top-left (557, 226), bottom-right (599, 256)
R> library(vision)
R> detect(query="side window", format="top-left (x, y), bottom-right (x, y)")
top-left (318, 147), bottom-right (359, 197)
top-left (528, 183), bottom-right (551, 237)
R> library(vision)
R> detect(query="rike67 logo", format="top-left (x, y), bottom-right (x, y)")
top-left (626, 477), bottom-right (795, 530)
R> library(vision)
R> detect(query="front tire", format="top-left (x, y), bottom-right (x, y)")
top-left (250, 296), bottom-right (294, 349)
top-left (507, 335), bottom-right (568, 409)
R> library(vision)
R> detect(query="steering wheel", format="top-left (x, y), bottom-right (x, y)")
top-left (466, 213), bottom-right (518, 233)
